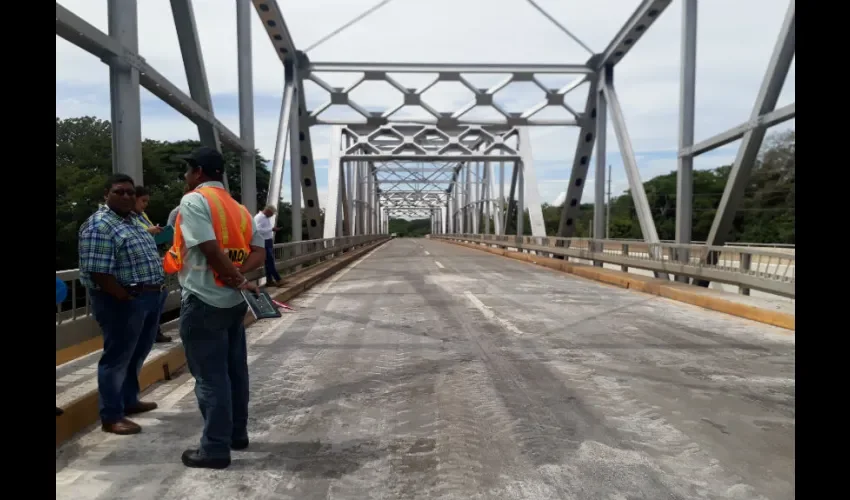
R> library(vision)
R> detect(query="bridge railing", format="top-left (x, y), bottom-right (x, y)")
top-left (55, 234), bottom-right (388, 353)
top-left (434, 233), bottom-right (795, 299)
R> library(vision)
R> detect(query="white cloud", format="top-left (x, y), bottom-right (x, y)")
top-left (56, 0), bottom-right (795, 209)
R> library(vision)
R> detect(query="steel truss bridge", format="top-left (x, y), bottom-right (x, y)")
top-left (56, 0), bottom-right (794, 276)
top-left (55, 2), bottom-right (795, 497)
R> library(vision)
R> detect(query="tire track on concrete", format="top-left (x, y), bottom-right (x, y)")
top-left (486, 294), bottom-right (737, 497)
top-left (400, 265), bottom-right (558, 500)
top-left (422, 250), bottom-right (681, 498)
top-left (379, 282), bottom-right (442, 500)
top-left (455, 262), bottom-right (785, 498)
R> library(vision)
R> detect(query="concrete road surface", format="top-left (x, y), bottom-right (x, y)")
top-left (56, 238), bottom-right (795, 500)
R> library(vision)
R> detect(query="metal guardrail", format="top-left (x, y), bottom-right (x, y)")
top-left (55, 234), bottom-right (388, 352)
top-left (435, 234), bottom-right (795, 299)
top-left (612, 238), bottom-right (795, 250)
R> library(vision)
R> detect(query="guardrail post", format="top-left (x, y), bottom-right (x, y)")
top-left (739, 253), bottom-right (752, 295)
top-left (621, 244), bottom-right (629, 272)
top-left (592, 240), bottom-right (603, 268)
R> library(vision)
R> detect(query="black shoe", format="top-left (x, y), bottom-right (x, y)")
top-left (231, 438), bottom-right (249, 450)
top-left (56, 407), bottom-right (64, 416)
top-left (181, 449), bottom-right (230, 469)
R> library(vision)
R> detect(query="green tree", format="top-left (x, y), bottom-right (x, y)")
top-left (56, 116), bottom-right (273, 270)
top-left (550, 130), bottom-right (795, 243)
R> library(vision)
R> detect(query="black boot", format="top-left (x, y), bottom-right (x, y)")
top-left (181, 449), bottom-right (230, 469)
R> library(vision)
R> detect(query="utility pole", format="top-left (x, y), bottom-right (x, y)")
top-left (606, 164), bottom-right (612, 239)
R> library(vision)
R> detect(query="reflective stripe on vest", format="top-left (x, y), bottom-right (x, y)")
top-left (162, 186), bottom-right (253, 286)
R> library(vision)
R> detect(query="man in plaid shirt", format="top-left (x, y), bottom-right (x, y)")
top-left (78, 173), bottom-right (166, 435)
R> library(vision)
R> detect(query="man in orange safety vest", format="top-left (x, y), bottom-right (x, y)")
top-left (165, 147), bottom-right (266, 469)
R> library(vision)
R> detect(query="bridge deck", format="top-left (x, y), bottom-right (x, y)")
top-left (56, 238), bottom-right (795, 500)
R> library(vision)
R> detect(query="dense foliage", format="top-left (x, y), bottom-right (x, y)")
top-left (56, 116), bottom-right (794, 269)
top-left (506, 130), bottom-right (795, 243)
top-left (56, 116), bottom-right (303, 270)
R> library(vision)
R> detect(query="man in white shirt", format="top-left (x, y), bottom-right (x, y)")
top-left (253, 205), bottom-right (282, 286)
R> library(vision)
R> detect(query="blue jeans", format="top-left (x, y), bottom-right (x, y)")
top-left (264, 238), bottom-right (281, 282)
top-left (90, 289), bottom-right (162, 424)
top-left (157, 289), bottom-right (168, 335)
top-left (179, 294), bottom-right (250, 459)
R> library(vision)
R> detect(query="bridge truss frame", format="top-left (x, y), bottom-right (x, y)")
top-left (56, 0), bottom-right (794, 283)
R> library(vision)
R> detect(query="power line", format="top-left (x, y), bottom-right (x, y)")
top-left (522, 0), bottom-right (594, 54)
top-left (304, 0), bottom-right (398, 53)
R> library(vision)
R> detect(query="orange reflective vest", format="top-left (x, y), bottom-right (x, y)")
top-left (163, 185), bottom-right (253, 287)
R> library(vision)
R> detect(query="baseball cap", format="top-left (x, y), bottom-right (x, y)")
top-left (173, 147), bottom-right (225, 177)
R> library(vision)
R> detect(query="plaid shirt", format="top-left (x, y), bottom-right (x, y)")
top-left (78, 206), bottom-right (165, 289)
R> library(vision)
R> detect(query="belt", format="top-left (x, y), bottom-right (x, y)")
top-left (125, 283), bottom-right (166, 292)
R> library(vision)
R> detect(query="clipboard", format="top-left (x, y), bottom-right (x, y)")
top-left (154, 225), bottom-right (175, 245)
top-left (241, 290), bottom-right (283, 320)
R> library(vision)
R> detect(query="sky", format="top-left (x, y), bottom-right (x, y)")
top-left (56, 0), bottom-right (795, 213)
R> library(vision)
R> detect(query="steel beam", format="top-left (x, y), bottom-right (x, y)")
top-left (324, 126), bottom-right (343, 239)
top-left (289, 89), bottom-right (303, 243)
top-left (505, 163), bottom-right (519, 234)
top-left (593, 78), bottom-right (607, 242)
top-left (170, 0), bottom-right (221, 151)
top-left (341, 154), bottom-right (520, 162)
top-left (267, 66), bottom-right (296, 227)
top-left (294, 74), bottom-right (325, 240)
top-left (56, 3), bottom-right (248, 153)
top-left (516, 128), bottom-right (546, 237)
top-left (603, 78), bottom-right (669, 280)
top-left (308, 62), bottom-right (591, 74)
top-left (250, 0), bottom-right (298, 62)
top-left (557, 76), bottom-right (599, 237)
top-left (675, 0), bottom-right (697, 281)
top-left (106, 0), bottom-right (143, 184)
top-left (489, 161), bottom-right (503, 236)
top-left (704, 0), bottom-right (795, 248)
top-left (680, 103), bottom-right (795, 158)
top-left (590, 0), bottom-right (673, 70)
top-left (235, 0), bottom-right (255, 209)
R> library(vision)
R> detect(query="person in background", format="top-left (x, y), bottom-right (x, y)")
top-left (253, 205), bottom-right (282, 287)
top-left (78, 174), bottom-right (164, 435)
top-left (164, 146), bottom-right (265, 469)
top-left (134, 186), bottom-right (171, 344)
top-left (56, 276), bottom-right (68, 416)
top-left (168, 185), bottom-right (192, 228)
top-left (132, 186), bottom-right (162, 236)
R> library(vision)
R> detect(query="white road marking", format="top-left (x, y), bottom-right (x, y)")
top-left (463, 291), bottom-right (526, 336)
top-left (435, 261), bottom-right (445, 269)
top-left (424, 250), bottom-right (431, 255)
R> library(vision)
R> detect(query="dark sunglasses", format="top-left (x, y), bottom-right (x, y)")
top-left (111, 188), bottom-right (136, 196)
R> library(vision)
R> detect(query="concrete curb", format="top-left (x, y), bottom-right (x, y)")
top-left (438, 239), bottom-right (795, 332)
top-left (56, 239), bottom-right (389, 447)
